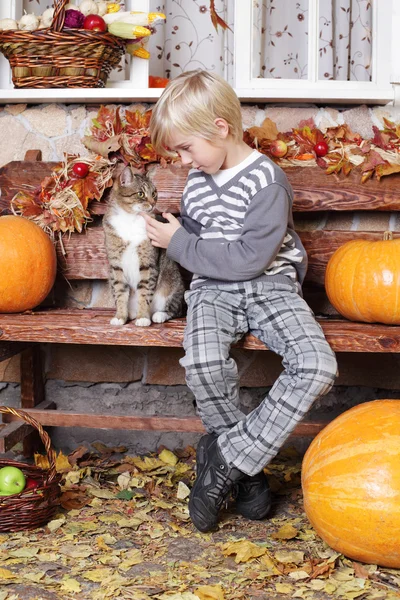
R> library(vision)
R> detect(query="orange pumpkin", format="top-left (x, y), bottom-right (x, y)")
top-left (0, 215), bottom-right (57, 313)
top-left (302, 400), bottom-right (400, 568)
top-left (325, 232), bottom-right (400, 324)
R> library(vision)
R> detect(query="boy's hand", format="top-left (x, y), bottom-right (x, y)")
top-left (141, 212), bottom-right (181, 248)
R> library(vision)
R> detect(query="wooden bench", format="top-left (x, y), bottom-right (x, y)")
top-left (1, 149), bottom-right (400, 453)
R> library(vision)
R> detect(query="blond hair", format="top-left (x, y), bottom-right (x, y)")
top-left (150, 70), bottom-right (243, 156)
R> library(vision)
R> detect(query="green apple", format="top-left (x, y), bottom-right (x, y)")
top-left (0, 466), bottom-right (26, 494)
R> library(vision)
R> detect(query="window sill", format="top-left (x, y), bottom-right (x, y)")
top-left (0, 85), bottom-right (395, 105)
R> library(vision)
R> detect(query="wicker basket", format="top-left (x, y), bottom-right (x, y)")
top-left (0, 0), bottom-right (125, 89)
top-left (0, 407), bottom-right (61, 532)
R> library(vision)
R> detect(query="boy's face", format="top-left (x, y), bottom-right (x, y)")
top-left (167, 129), bottom-right (229, 174)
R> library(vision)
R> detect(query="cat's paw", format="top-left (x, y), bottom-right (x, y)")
top-left (152, 311), bottom-right (169, 323)
top-left (110, 317), bottom-right (126, 326)
top-left (135, 317), bottom-right (151, 327)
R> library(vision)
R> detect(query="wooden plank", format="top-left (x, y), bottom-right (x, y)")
top-left (1, 309), bottom-right (400, 352)
top-left (0, 421), bottom-right (34, 453)
top-left (57, 227), bottom-right (398, 284)
top-left (0, 342), bottom-right (29, 363)
top-left (20, 347), bottom-right (45, 409)
top-left (3, 408), bottom-right (328, 437)
top-left (0, 400), bottom-right (56, 453)
top-left (20, 346), bottom-right (45, 456)
top-left (2, 160), bottom-right (400, 214)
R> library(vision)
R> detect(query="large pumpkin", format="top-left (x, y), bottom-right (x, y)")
top-left (0, 215), bottom-right (57, 313)
top-left (325, 232), bottom-right (400, 324)
top-left (302, 400), bottom-right (400, 568)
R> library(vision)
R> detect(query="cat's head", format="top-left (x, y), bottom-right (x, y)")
top-left (112, 166), bottom-right (157, 214)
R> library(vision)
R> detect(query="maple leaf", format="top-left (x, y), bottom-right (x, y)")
top-left (324, 151), bottom-right (353, 176)
top-left (360, 149), bottom-right (387, 173)
top-left (70, 172), bottom-right (103, 210)
top-left (11, 191), bottom-right (44, 217)
top-left (209, 0), bottom-right (232, 32)
top-left (82, 135), bottom-right (121, 158)
top-left (138, 141), bottom-right (158, 163)
top-left (375, 162), bottom-right (400, 181)
top-left (247, 118), bottom-right (279, 142)
top-left (292, 126), bottom-right (325, 155)
top-left (125, 108), bottom-right (152, 131)
top-left (371, 125), bottom-right (394, 150)
top-left (382, 117), bottom-right (396, 131)
top-left (93, 105), bottom-right (116, 131)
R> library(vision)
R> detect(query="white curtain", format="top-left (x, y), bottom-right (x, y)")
top-left (24, 0), bottom-right (372, 83)
top-left (253, 0), bottom-right (372, 81)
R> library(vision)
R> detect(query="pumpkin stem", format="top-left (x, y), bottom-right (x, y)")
top-left (383, 230), bottom-right (393, 241)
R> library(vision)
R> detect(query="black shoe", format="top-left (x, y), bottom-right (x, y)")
top-left (233, 471), bottom-right (272, 520)
top-left (189, 434), bottom-right (245, 532)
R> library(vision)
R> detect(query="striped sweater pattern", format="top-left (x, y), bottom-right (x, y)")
top-left (180, 155), bottom-right (306, 288)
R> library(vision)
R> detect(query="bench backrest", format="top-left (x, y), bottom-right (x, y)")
top-left (1, 151), bottom-right (399, 315)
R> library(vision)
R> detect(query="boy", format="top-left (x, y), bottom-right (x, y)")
top-left (142, 69), bottom-right (337, 533)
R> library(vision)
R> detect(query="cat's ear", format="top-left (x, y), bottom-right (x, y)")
top-left (119, 167), bottom-right (133, 187)
top-left (119, 166), bottom-right (144, 186)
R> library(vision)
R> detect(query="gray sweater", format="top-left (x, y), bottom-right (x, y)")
top-left (167, 153), bottom-right (308, 291)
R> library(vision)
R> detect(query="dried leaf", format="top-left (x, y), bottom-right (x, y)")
top-left (82, 135), bottom-right (121, 157)
top-left (275, 550), bottom-right (304, 564)
top-left (70, 171), bottom-right (103, 210)
top-left (272, 523), bottom-right (298, 540)
top-left (375, 162), bottom-right (400, 181)
top-left (159, 449), bottom-right (178, 466)
top-left (194, 584), bottom-right (225, 600)
top-left (209, 0), bottom-right (232, 31)
top-left (221, 540), bottom-right (267, 563)
top-left (247, 118), bottom-right (279, 142)
top-left (60, 490), bottom-right (91, 510)
top-left (177, 481), bottom-right (190, 499)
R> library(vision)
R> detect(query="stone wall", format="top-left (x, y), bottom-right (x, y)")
top-left (1, 101), bottom-right (400, 453)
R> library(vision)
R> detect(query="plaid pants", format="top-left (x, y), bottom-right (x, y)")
top-left (180, 280), bottom-right (338, 476)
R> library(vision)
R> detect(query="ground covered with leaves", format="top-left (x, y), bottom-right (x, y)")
top-left (0, 444), bottom-right (399, 600)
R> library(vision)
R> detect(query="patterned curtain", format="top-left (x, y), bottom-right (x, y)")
top-left (24, 0), bottom-right (372, 83)
top-left (253, 0), bottom-right (372, 81)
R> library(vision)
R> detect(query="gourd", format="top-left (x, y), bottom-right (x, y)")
top-left (325, 231), bottom-right (400, 324)
top-left (302, 399), bottom-right (400, 568)
top-left (0, 216), bottom-right (57, 313)
top-left (79, 0), bottom-right (98, 16)
top-left (0, 18), bottom-right (18, 30)
top-left (18, 13), bottom-right (40, 30)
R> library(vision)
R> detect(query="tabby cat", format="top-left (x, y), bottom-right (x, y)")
top-left (103, 166), bottom-right (185, 327)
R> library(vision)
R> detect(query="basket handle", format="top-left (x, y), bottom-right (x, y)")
top-left (0, 406), bottom-right (57, 484)
top-left (51, 0), bottom-right (68, 33)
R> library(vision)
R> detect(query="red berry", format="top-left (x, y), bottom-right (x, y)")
top-left (72, 162), bottom-right (90, 178)
top-left (314, 141), bottom-right (329, 157)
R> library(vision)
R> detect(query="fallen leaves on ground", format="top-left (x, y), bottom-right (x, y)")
top-left (0, 446), bottom-right (398, 599)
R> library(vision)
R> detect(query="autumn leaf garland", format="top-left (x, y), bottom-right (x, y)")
top-left (10, 106), bottom-right (168, 240)
top-left (245, 116), bottom-right (400, 181)
top-left (10, 106), bottom-right (400, 238)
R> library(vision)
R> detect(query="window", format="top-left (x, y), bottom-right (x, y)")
top-left (235, 0), bottom-right (397, 103)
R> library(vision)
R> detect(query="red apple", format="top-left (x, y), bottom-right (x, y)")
top-left (269, 140), bottom-right (288, 158)
top-left (25, 477), bottom-right (39, 490)
top-left (314, 140), bottom-right (329, 157)
top-left (72, 162), bottom-right (90, 178)
top-left (83, 14), bottom-right (107, 32)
